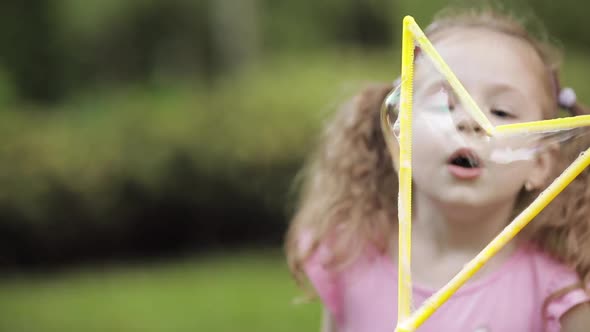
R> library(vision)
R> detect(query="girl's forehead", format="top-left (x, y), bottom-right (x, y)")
top-left (417, 27), bottom-right (548, 97)
top-left (416, 27), bottom-right (553, 115)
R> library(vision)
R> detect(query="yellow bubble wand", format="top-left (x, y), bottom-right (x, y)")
top-left (386, 16), bottom-right (590, 332)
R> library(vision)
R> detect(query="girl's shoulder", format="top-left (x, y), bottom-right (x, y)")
top-left (519, 244), bottom-right (583, 290)
top-left (516, 244), bottom-right (590, 331)
top-left (298, 227), bottom-right (383, 321)
top-left (298, 231), bottom-right (344, 321)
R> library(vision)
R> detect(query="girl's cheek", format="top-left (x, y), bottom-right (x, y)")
top-left (413, 112), bottom-right (464, 154)
top-left (414, 112), bottom-right (456, 136)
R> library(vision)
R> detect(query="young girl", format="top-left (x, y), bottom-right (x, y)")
top-left (286, 8), bottom-right (590, 332)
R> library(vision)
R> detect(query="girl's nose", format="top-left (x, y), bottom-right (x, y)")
top-left (454, 111), bottom-right (484, 135)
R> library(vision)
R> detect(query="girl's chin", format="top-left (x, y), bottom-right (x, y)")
top-left (421, 188), bottom-right (521, 215)
top-left (421, 188), bottom-right (492, 208)
top-left (437, 196), bottom-right (489, 208)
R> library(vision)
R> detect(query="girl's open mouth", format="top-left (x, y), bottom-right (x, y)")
top-left (447, 148), bottom-right (483, 180)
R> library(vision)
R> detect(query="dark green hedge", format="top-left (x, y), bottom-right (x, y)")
top-left (0, 52), bottom-right (396, 266)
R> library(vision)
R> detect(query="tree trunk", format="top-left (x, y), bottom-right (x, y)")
top-left (209, 0), bottom-right (259, 74)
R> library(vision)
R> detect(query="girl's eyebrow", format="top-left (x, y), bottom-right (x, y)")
top-left (487, 82), bottom-right (527, 103)
top-left (419, 79), bottom-right (527, 104)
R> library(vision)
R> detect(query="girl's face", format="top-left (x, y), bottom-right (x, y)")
top-left (411, 27), bottom-right (555, 208)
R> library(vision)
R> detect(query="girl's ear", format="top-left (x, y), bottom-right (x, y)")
top-left (526, 143), bottom-right (559, 191)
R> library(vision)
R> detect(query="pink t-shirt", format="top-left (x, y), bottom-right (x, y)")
top-left (304, 242), bottom-right (589, 332)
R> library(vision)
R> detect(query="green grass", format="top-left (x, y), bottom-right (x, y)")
top-left (0, 251), bottom-right (320, 332)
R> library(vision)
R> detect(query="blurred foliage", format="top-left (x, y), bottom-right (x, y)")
top-left (0, 0), bottom-right (589, 266)
top-left (0, 50), bottom-right (397, 212)
top-left (1, 0), bottom-right (585, 104)
top-left (0, 251), bottom-right (320, 332)
top-left (0, 68), bottom-right (15, 107)
top-left (261, 0), bottom-right (396, 49)
top-left (0, 0), bottom-right (63, 103)
top-left (0, 51), bottom-right (396, 266)
top-left (0, 0), bottom-right (396, 104)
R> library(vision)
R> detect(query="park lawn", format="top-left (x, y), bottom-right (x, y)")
top-left (0, 251), bottom-right (320, 332)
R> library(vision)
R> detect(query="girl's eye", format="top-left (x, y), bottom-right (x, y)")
top-left (491, 108), bottom-right (513, 118)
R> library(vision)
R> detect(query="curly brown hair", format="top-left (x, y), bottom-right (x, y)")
top-left (286, 7), bottom-right (590, 298)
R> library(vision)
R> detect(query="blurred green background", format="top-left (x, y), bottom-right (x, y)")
top-left (0, 0), bottom-right (588, 331)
